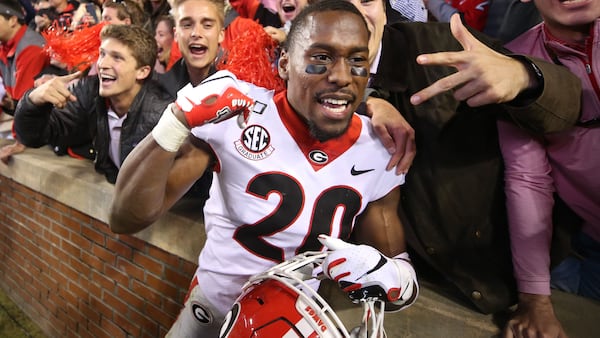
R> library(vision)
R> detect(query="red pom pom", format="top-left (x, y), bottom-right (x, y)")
top-left (217, 17), bottom-right (285, 92)
top-left (42, 22), bottom-right (106, 72)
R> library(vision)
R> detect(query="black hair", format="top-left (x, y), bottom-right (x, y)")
top-left (0, 0), bottom-right (25, 24)
top-left (284, 0), bottom-right (369, 51)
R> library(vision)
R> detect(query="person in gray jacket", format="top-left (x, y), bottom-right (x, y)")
top-left (13, 24), bottom-right (172, 183)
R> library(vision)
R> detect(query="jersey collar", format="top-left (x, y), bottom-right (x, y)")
top-left (273, 90), bottom-right (362, 171)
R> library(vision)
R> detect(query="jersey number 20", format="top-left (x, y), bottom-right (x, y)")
top-left (233, 172), bottom-right (361, 262)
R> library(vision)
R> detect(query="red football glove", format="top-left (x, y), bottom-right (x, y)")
top-left (175, 70), bottom-right (255, 128)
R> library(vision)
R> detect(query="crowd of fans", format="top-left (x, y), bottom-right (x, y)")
top-left (0, 0), bottom-right (597, 337)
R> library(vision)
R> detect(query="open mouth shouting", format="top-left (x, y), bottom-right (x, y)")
top-left (188, 43), bottom-right (208, 58)
top-left (99, 73), bottom-right (117, 86)
top-left (280, 0), bottom-right (301, 22)
top-left (282, 2), bottom-right (296, 13)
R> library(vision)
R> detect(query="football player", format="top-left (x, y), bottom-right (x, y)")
top-left (109, 0), bottom-right (418, 336)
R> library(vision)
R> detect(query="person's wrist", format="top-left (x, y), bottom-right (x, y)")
top-left (509, 55), bottom-right (544, 105)
top-left (151, 103), bottom-right (191, 152)
top-left (518, 292), bottom-right (552, 307)
top-left (28, 90), bottom-right (44, 106)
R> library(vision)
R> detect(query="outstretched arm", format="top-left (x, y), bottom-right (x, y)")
top-left (14, 72), bottom-right (91, 148)
top-left (410, 14), bottom-right (580, 133)
top-left (410, 14), bottom-right (535, 107)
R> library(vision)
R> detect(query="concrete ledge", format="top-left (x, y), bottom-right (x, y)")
top-left (0, 138), bottom-right (204, 263)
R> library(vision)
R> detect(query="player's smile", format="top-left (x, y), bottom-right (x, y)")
top-left (316, 93), bottom-right (355, 120)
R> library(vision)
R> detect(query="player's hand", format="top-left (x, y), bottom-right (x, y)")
top-left (175, 71), bottom-right (254, 128)
top-left (366, 97), bottom-right (415, 175)
top-left (410, 14), bottom-right (532, 107)
top-left (503, 293), bottom-right (568, 338)
top-left (28, 71), bottom-right (82, 109)
top-left (318, 235), bottom-right (417, 308)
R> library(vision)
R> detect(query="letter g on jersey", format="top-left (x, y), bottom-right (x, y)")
top-left (309, 150), bottom-right (328, 164)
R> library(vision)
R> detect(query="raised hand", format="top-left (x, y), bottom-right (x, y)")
top-left (174, 71), bottom-right (254, 129)
top-left (28, 71), bottom-right (82, 109)
top-left (318, 235), bottom-right (418, 309)
top-left (410, 14), bottom-right (533, 107)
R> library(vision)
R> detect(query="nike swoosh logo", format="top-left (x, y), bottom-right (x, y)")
top-left (351, 165), bottom-right (374, 176)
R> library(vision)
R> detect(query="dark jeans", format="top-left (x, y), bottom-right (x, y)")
top-left (551, 231), bottom-right (600, 301)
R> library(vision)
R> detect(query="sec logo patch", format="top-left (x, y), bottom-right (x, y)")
top-left (235, 125), bottom-right (274, 160)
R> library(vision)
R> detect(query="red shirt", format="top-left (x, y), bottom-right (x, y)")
top-left (0, 25), bottom-right (49, 100)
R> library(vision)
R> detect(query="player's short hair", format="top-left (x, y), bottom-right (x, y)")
top-left (284, 0), bottom-right (369, 52)
top-left (100, 24), bottom-right (157, 69)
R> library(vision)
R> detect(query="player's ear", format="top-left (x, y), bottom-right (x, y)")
top-left (278, 49), bottom-right (289, 81)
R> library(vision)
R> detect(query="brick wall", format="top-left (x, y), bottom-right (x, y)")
top-left (0, 177), bottom-right (198, 338)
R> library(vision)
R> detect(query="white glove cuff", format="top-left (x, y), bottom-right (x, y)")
top-left (151, 103), bottom-right (191, 152)
top-left (389, 252), bottom-right (419, 312)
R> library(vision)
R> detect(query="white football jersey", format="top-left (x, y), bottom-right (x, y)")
top-left (191, 82), bottom-right (405, 314)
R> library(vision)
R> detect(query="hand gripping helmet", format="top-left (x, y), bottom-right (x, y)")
top-left (219, 252), bottom-right (386, 338)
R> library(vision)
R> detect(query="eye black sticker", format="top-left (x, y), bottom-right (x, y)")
top-left (351, 66), bottom-right (368, 77)
top-left (305, 64), bottom-right (327, 74)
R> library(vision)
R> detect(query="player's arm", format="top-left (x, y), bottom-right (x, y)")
top-left (110, 71), bottom-right (254, 234)
top-left (320, 188), bottom-right (419, 311)
top-left (353, 187), bottom-right (406, 256)
top-left (109, 132), bottom-right (212, 234)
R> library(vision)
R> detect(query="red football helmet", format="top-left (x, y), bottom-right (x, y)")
top-left (219, 252), bottom-right (386, 338)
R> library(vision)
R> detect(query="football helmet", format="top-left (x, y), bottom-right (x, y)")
top-left (219, 252), bottom-right (386, 338)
